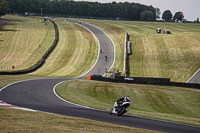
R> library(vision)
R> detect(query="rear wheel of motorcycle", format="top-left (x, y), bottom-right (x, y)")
top-left (117, 107), bottom-right (125, 116)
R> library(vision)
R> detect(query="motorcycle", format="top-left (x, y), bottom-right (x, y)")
top-left (109, 96), bottom-right (131, 116)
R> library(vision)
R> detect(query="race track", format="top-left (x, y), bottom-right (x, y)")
top-left (0, 20), bottom-right (199, 133)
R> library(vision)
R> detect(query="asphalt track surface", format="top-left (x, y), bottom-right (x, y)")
top-left (0, 19), bottom-right (200, 133)
top-left (187, 68), bottom-right (200, 83)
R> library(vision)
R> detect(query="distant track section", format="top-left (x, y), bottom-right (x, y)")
top-left (187, 68), bottom-right (200, 83)
top-left (68, 20), bottom-right (115, 78)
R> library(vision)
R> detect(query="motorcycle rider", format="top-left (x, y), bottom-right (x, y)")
top-left (116, 96), bottom-right (130, 107)
top-left (109, 96), bottom-right (131, 116)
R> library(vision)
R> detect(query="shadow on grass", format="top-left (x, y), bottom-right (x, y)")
top-left (1, 29), bottom-right (21, 32)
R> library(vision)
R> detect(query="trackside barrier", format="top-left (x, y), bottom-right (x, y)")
top-left (89, 75), bottom-right (200, 89)
top-left (124, 33), bottom-right (130, 77)
top-left (87, 76), bottom-right (91, 80)
top-left (0, 19), bottom-right (59, 75)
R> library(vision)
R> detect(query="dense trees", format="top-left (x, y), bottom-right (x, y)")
top-left (162, 10), bottom-right (172, 21)
top-left (6, 0), bottom-right (156, 21)
top-left (173, 12), bottom-right (184, 22)
top-left (0, 0), bottom-right (9, 17)
top-left (140, 11), bottom-right (154, 21)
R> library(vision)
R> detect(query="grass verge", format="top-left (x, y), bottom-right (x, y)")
top-left (56, 79), bottom-right (200, 127)
top-left (0, 107), bottom-right (161, 133)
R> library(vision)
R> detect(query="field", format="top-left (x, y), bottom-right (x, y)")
top-left (0, 15), bottom-right (55, 71)
top-left (0, 15), bottom-right (200, 132)
top-left (70, 18), bottom-right (200, 82)
top-left (28, 19), bottom-right (98, 77)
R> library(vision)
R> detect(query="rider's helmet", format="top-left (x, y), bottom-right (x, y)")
top-left (124, 96), bottom-right (130, 102)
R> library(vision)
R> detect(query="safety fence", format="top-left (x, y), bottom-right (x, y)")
top-left (0, 19), bottom-right (59, 75)
top-left (89, 75), bottom-right (200, 89)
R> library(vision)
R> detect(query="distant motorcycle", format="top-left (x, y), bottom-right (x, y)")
top-left (109, 96), bottom-right (131, 116)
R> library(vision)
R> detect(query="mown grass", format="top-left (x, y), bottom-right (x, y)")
top-left (0, 15), bottom-right (55, 71)
top-left (0, 18), bottom-right (4, 23)
top-left (69, 18), bottom-right (200, 82)
top-left (28, 19), bottom-right (98, 77)
top-left (56, 79), bottom-right (200, 126)
top-left (0, 107), bottom-right (161, 133)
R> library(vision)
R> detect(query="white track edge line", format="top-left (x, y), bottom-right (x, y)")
top-left (186, 68), bottom-right (200, 83)
top-left (53, 80), bottom-right (101, 111)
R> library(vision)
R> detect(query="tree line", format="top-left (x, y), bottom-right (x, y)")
top-left (5, 0), bottom-right (157, 21)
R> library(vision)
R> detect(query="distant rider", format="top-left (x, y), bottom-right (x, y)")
top-left (105, 54), bottom-right (107, 61)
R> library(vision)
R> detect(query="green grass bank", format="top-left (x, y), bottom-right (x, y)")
top-left (0, 15), bottom-right (55, 71)
top-left (28, 19), bottom-right (98, 77)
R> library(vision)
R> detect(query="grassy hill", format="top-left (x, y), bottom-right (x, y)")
top-left (70, 18), bottom-right (200, 82)
top-left (28, 19), bottom-right (98, 77)
top-left (0, 15), bottom-right (55, 71)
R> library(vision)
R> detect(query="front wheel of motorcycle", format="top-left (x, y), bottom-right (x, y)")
top-left (117, 107), bottom-right (126, 116)
top-left (109, 109), bottom-right (113, 115)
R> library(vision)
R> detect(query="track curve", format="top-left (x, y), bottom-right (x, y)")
top-left (0, 20), bottom-right (199, 133)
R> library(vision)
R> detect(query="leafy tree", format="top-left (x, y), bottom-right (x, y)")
top-left (162, 10), bottom-right (172, 21)
top-left (155, 8), bottom-right (160, 19)
top-left (140, 11), bottom-right (154, 21)
top-left (0, 0), bottom-right (9, 17)
top-left (173, 11), bottom-right (184, 22)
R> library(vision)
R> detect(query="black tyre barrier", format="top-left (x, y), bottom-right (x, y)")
top-left (90, 75), bottom-right (200, 89)
top-left (0, 19), bottom-right (59, 75)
